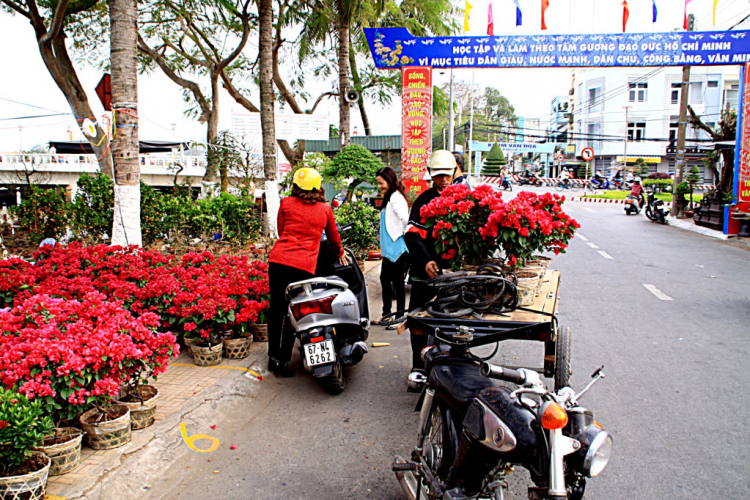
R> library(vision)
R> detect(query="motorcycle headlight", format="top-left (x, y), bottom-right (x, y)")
top-left (583, 431), bottom-right (613, 478)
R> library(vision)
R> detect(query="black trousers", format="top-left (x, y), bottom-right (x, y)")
top-left (408, 280), bottom-right (437, 370)
top-left (268, 263), bottom-right (314, 363)
top-left (380, 253), bottom-right (408, 316)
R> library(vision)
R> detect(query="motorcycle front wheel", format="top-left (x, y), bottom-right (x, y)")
top-left (421, 403), bottom-right (456, 486)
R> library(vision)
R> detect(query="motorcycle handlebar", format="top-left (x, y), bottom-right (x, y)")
top-left (480, 362), bottom-right (527, 385)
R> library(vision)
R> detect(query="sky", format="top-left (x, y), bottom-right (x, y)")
top-left (1, 0), bottom-right (749, 152)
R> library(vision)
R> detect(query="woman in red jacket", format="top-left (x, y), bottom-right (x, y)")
top-left (267, 168), bottom-right (349, 377)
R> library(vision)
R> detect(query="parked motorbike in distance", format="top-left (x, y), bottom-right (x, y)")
top-left (624, 194), bottom-right (645, 215)
top-left (644, 191), bottom-right (669, 224)
top-left (554, 179), bottom-right (580, 192)
top-left (587, 176), bottom-right (610, 191)
top-left (394, 323), bottom-right (613, 500)
top-left (285, 222), bottom-right (370, 394)
top-left (518, 172), bottom-right (544, 187)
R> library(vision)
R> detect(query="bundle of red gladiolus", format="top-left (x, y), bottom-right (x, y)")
top-left (0, 244), bottom-right (270, 421)
top-left (420, 186), bottom-right (580, 269)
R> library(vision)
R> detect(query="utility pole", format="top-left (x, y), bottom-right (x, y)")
top-left (623, 106), bottom-right (631, 174)
top-left (468, 71), bottom-right (475, 179)
top-left (448, 68), bottom-right (455, 151)
top-left (674, 13), bottom-right (695, 218)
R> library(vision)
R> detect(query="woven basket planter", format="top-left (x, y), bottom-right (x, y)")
top-left (515, 271), bottom-right (541, 307)
top-left (223, 337), bottom-right (252, 359)
top-left (34, 428), bottom-right (82, 476)
top-left (79, 405), bottom-right (132, 450)
top-left (530, 255), bottom-right (553, 268)
top-left (191, 342), bottom-right (223, 366)
top-left (184, 337), bottom-right (195, 358)
top-left (246, 324), bottom-right (268, 342)
top-left (521, 266), bottom-right (546, 295)
top-left (117, 385), bottom-right (159, 431)
top-left (0, 452), bottom-right (51, 500)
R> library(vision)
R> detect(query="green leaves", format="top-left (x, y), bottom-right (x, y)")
top-left (0, 388), bottom-right (55, 476)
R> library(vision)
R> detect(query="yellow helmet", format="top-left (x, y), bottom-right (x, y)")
top-left (293, 168), bottom-right (322, 191)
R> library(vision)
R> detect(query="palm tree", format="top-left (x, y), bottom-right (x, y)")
top-left (110, 0), bottom-right (142, 246)
top-left (259, 0), bottom-right (281, 237)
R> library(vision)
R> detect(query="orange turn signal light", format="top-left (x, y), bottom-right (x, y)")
top-left (594, 420), bottom-right (603, 430)
top-left (541, 402), bottom-right (569, 430)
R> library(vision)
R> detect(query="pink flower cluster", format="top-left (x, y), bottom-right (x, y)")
top-left (0, 292), bottom-right (177, 421)
top-left (420, 187), bottom-right (579, 267)
top-left (0, 244), bottom-right (271, 420)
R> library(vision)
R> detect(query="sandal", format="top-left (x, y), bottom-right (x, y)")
top-left (372, 316), bottom-right (385, 326)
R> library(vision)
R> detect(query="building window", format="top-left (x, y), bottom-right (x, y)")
top-left (707, 81), bottom-right (719, 88)
top-left (690, 82), bottom-right (702, 104)
top-left (588, 87), bottom-right (601, 113)
top-left (627, 122), bottom-right (646, 142)
top-left (671, 83), bottom-right (681, 104)
top-left (725, 86), bottom-right (739, 110)
top-left (669, 118), bottom-right (679, 143)
top-left (629, 82), bottom-right (648, 102)
top-left (587, 123), bottom-right (601, 150)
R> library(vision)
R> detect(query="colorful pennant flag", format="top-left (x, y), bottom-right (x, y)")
top-left (622, 0), bottom-right (630, 32)
top-left (652, 0), bottom-right (657, 23)
top-left (542, 0), bottom-right (550, 30)
top-left (464, 0), bottom-right (473, 31)
top-left (488, 1), bottom-right (494, 35)
top-left (514, 0), bottom-right (522, 27)
top-left (684, 0), bottom-right (692, 30)
top-left (713, 0), bottom-right (720, 26)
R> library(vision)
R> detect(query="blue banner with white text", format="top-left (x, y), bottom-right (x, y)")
top-left (365, 28), bottom-right (750, 69)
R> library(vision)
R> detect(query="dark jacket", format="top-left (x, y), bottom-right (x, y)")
top-left (404, 187), bottom-right (448, 281)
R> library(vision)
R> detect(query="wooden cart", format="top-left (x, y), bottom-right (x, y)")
top-left (407, 269), bottom-right (571, 391)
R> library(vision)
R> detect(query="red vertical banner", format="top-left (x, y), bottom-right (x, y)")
top-left (401, 67), bottom-right (433, 197)
top-left (739, 63), bottom-right (750, 204)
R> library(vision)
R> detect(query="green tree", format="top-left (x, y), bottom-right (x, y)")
top-left (688, 104), bottom-right (737, 197)
top-left (209, 131), bottom-right (244, 193)
top-left (324, 144), bottom-right (383, 204)
top-left (70, 173), bottom-right (114, 242)
top-left (0, 0), bottom-right (114, 177)
top-left (687, 165), bottom-right (701, 208)
top-left (11, 186), bottom-right (69, 245)
top-left (481, 143), bottom-right (507, 176)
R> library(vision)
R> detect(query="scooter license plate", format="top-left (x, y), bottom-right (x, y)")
top-left (304, 340), bottom-right (336, 367)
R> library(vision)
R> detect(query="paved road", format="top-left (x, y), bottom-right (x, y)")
top-left (155, 196), bottom-right (750, 500)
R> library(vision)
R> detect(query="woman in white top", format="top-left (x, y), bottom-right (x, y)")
top-left (375, 167), bottom-right (410, 323)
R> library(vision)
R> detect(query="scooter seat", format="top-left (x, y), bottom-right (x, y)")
top-left (428, 360), bottom-right (496, 415)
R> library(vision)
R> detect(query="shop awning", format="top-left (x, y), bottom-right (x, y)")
top-left (697, 141), bottom-right (736, 151)
top-left (49, 140), bottom-right (190, 155)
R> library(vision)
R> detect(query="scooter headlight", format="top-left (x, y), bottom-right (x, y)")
top-left (583, 431), bottom-right (613, 477)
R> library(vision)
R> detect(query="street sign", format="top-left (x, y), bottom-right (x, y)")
top-left (581, 147), bottom-right (595, 161)
top-left (95, 74), bottom-right (111, 111)
top-left (556, 152), bottom-right (564, 161)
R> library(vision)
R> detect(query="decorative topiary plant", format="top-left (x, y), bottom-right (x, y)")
top-left (324, 144), bottom-right (383, 204)
top-left (481, 143), bottom-right (507, 176)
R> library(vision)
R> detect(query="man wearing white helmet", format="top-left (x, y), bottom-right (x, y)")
top-left (403, 150), bottom-right (456, 375)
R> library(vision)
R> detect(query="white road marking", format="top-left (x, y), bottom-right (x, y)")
top-left (598, 251), bottom-right (614, 259)
top-left (577, 234), bottom-right (589, 242)
top-left (643, 284), bottom-right (674, 301)
top-left (586, 242), bottom-right (600, 249)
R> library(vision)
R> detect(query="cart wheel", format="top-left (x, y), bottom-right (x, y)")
top-left (554, 325), bottom-right (571, 392)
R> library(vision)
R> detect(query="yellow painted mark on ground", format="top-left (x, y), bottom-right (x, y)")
top-left (371, 342), bottom-right (390, 347)
top-left (179, 422), bottom-right (220, 453)
top-left (171, 363), bottom-right (263, 380)
top-left (45, 496), bottom-right (68, 500)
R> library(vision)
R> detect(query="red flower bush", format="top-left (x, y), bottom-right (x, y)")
top-left (0, 293), bottom-right (177, 423)
top-left (421, 187), bottom-right (579, 268)
top-left (420, 184), bottom-right (505, 269)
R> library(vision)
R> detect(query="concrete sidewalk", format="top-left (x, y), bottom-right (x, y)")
top-left (45, 260), bottom-right (384, 500)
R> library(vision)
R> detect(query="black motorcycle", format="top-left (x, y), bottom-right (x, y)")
top-left (518, 173), bottom-right (543, 187)
top-left (644, 191), bottom-right (669, 224)
top-left (393, 278), bottom-right (612, 500)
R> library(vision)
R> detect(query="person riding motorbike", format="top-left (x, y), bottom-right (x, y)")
top-left (266, 168), bottom-right (350, 377)
top-left (404, 150), bottom-right (455, 375)
top-left (452, 152), bottom-right (471, 188)
top-left (500, 165), bottom-right (511, 189)
top-left (629, 177), bottom-right (646, 208)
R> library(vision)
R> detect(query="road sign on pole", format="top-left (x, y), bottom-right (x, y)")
top-left (95, 74), bottom-right (112, 111)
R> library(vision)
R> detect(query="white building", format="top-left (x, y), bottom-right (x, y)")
top-left (570, 66), bottom-right (740, 181)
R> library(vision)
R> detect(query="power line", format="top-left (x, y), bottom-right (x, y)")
top-left (0, 113), bottom-right (72, 122)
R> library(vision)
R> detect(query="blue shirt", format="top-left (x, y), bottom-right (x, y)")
top-left (380, 209), bottom-right (408, 262)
